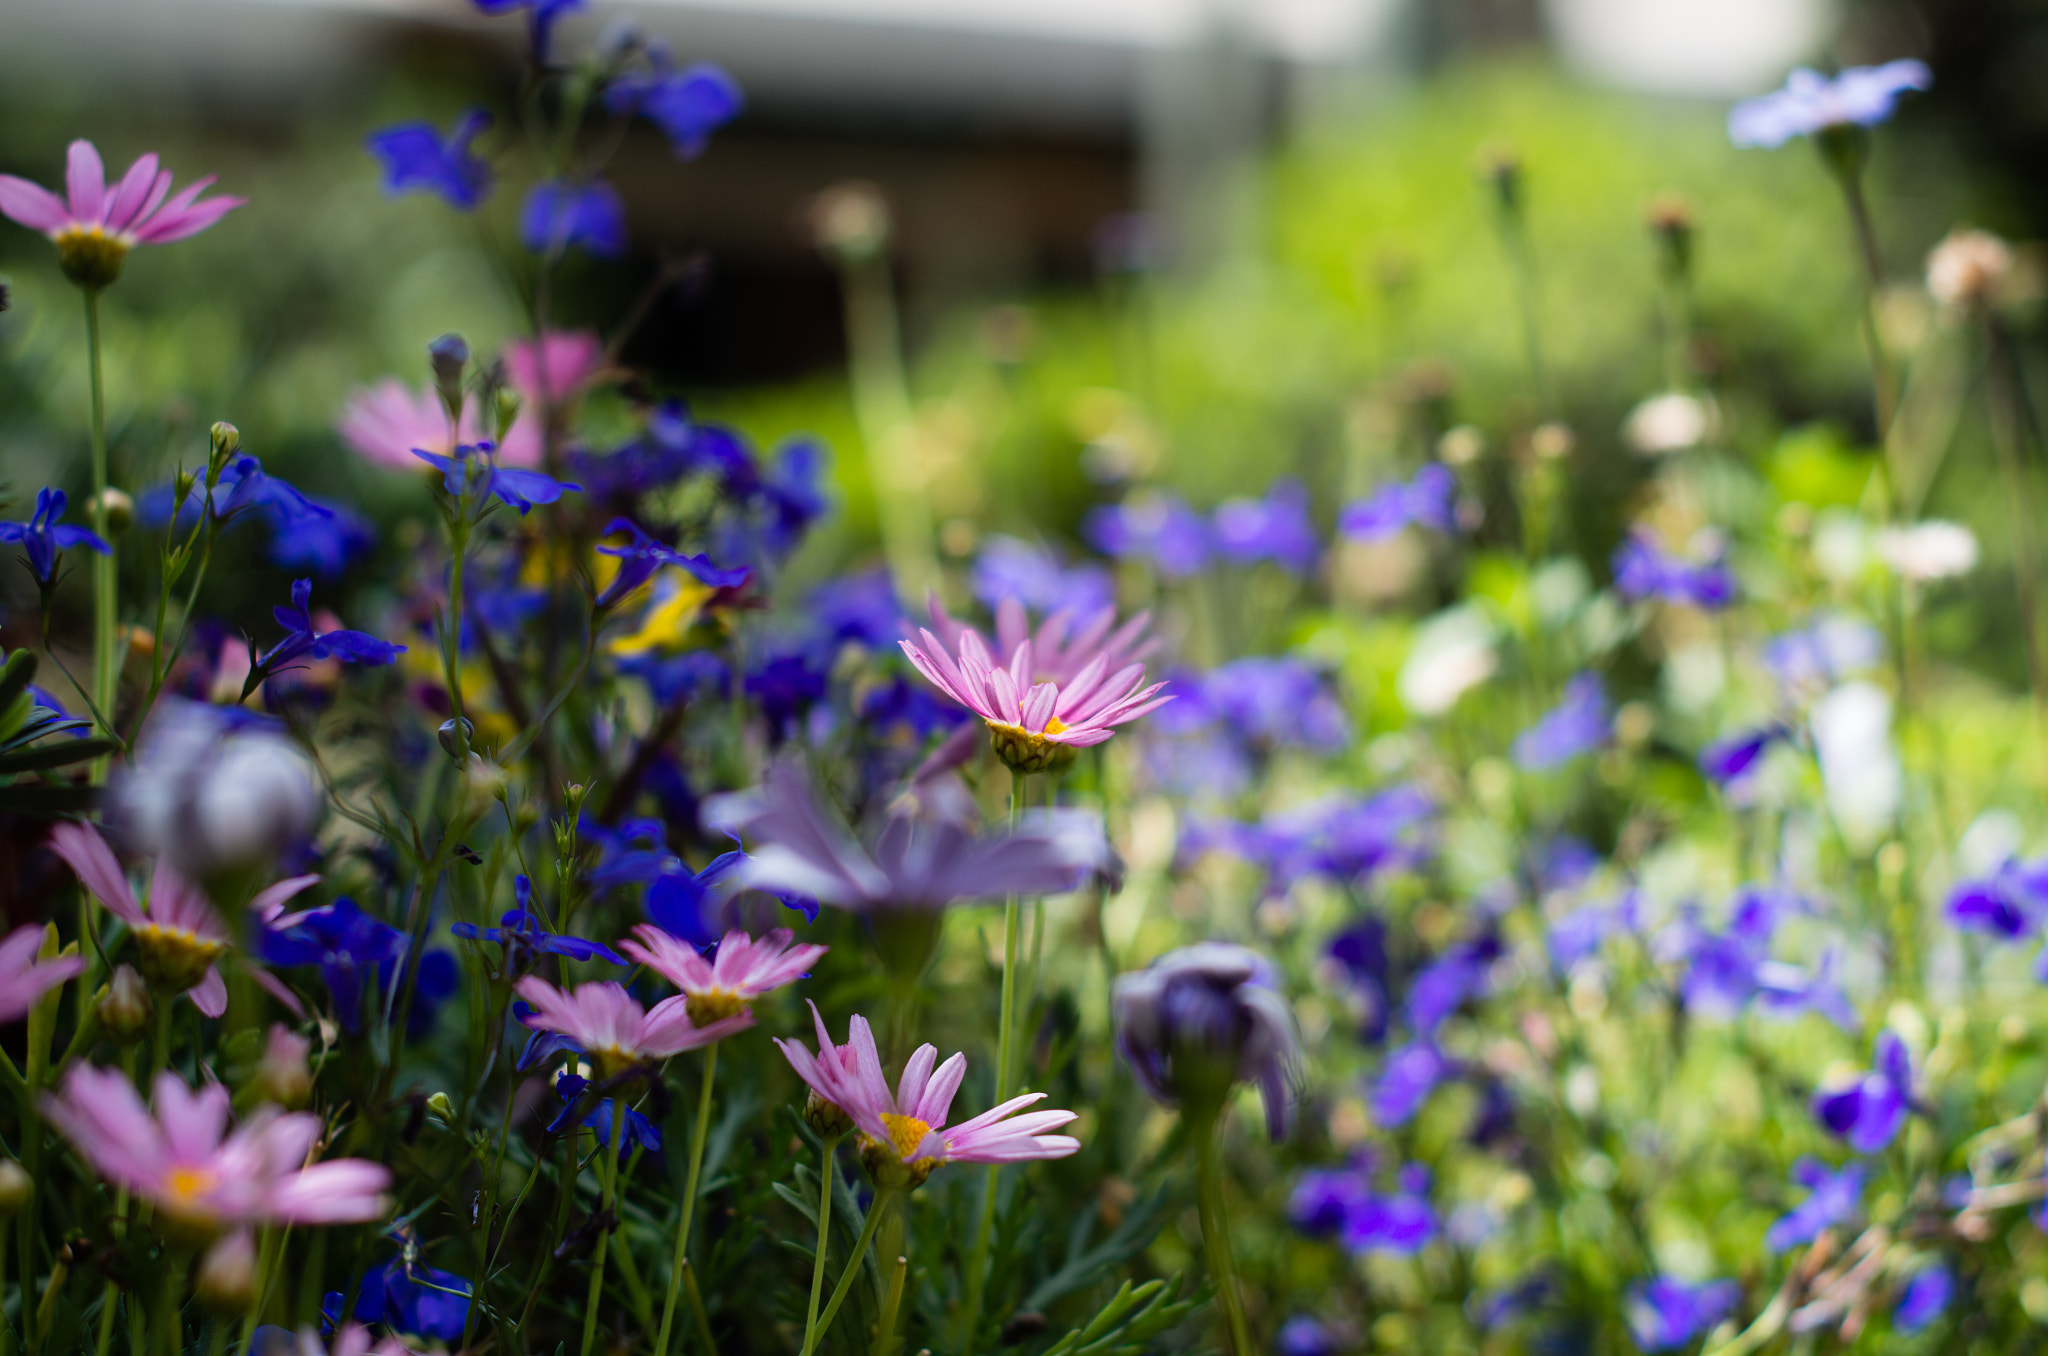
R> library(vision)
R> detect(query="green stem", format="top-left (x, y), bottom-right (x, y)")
top-left (235, 1228), bottom-right (283, 1355)
top-left (803, 1135), bottom-right (843, 1347)
top-left (0, 1226), bottom-right (10, 1356)
top-left (654, 1043), bottom-right (718, 1356)
top-left (1193, 1117), bottom-right (1253, 1356)
top-left (578, 1100), bottom-right (628, 1356)
top-left (83, 291), bottom-right (117, 775)
top-left (871, 1251), bottom-right (908, 1356)
top-left (799, 1189), bottom-right (895, 1356)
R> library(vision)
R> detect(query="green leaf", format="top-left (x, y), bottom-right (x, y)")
top-left (0, 737), bottom-right (121, 774)
top-left (0, 784), bottom-right (99, 816)
top-left (0, 649), bottom-right (38, 725)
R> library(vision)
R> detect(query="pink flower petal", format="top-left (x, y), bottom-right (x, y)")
top-left (188, 966), bottom-right (228, 1018)
top-left (48, 822), bottom-right (144, 924)
top-left (101, 152), bottom-right (160, 234)
top-left (65, 140), bottom-right (106, 223)
top-left (0, 175), bottom-right (74, 234)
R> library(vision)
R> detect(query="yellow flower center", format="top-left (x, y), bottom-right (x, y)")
top-left (879, 1113), bottom-right (933, 1162)
top-left (53, 226), bottom-right (131, 291)
top-left (133, 925), bottom-right (226, 994)
top-left (985, 722), bottom-right (1081, 776)
top-left (166, 1165), bottom-right (217, 1203)
top-left (684, 990), bottom-right (750, 1026)
top-left (1044, 716), bottom-right (1067, 734)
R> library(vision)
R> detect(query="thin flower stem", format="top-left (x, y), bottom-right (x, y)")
top-left (1831, 160), bottom-right (1898, 440)
top-left (871, 1252), bottom-right (908, 1356)
top-left (579, 1102), bottom-right (628, 1356)
top-left (83, 291), bottom-right (117, 776)
top-left (654, 1043), bottom-right (719, 1356)
top-left (235, 1227), bottom-right (284, 1356)
top-left (1193, 1116), bottom-right (1254, 1356)
top-left (799, 1189), bottom-right (895, 1356)
top-left (803, 1134), bottom-right (844, 1346)
top-left (0, 1227), bottom-right (10, 1356)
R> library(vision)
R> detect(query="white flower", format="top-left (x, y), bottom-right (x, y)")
top-left (1400, 607), bottom-right (1498, 716)
top-left (1876, 521), bottom-right (1978, 582)
top-left (1810, 682), bottom-right (1901, 852)
top-left (1926, 228), bottom-right (2012, 311)
top-left (1622, 392), bottom-right (1714, 455)
top-left (113, 702), bottom-right (321, 880)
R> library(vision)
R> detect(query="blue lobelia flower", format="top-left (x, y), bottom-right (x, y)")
top-left (0, 488), bottom-right (110, 585)
top-left (1625, 1277), bottom-right (1740, 1352)
top-left (719, 437), bottom-right (830, 566)
top-left (1196, 657), bottom-right (1351, 752)
top-left (259, 899), bottom-right (408, 1033)
top-left (1946, 857), bottom-right (2048, 940)
top-left (1893, 1264), bottom-right (1953, 1333)
top-left (407, 950), bottom-right (460, 1040)
top-left (1766, 1158), bottom-right (1865, 1252)
top-left (1370, 1041), bottom-right (1449, 1127)
top-left (412, 443), bottom-right (581, 517)
top-left (453, 874), bottom-right (626, 965)
top-left (1212, 477), bottom-right (1319, 575)
top-left (595, 516), bottom-right (750, 608)
top-left (1274, 1316), bottom-right (1336, 1356)
top-left (266, 496), bottom-right (375, 576)
top-left (1814, 1029), bottom-right (1913, 1152)
top-left (251, 578), bottom-right (407, 688)
top-left (549, 1071), bottom-right (662, 1159)
top-left (619, 649), bottom-right (731, 708)
top-left (1729, 61), bottom-right (1931, 149)
top-left (581, 816), bottom-right (764, 942)
top-left (1547, 893), bottom-right (1639, 972)
top-left (334, 1238), bottom-right (473, 1342)
top-left (1083, 492), bottom-right (1212, 579)
top-left (1613, 530), bottom-right (1736, 609)
top-left (1289, 1158), bottom-right (1437, 1256)
top-left (972, 536), bottom-right (1114, 621)
top-left (606, 56), bottom-right (743, 159)
top-left (473, 0), bottom-right (587, 63)
top-left (366, 110), bottom-right (493, 209)
top-left (1763, 615), bottom-right (1883, 696)
top-left (1699, 725), bottom-right (1787, 787)
top-left (1339, 463), bottom-right (1457, 541)
top-left (808, 568), bottom-right (902, 648)
top-left (747, 650), bottom-right (831, 745)
top-left (522, 178), bottom-right (626, 257)
top-left (1405, 930), bottom-right (1501, 1036)
top-left (1753, 949), bottom-right (1858, 1033)
top-left (1512, 672), bottom-right (1610, 771)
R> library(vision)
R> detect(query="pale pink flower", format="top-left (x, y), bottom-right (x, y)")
top-left (514, 976), bottom-right (751, 1079)
top-left (336, 379), bottom-right (541, 470)
top-left (620, 924), bottom-right (826, 1026)
top-left (923, 595), bottom-right (1158, 688)
top-left (253, 1324), bottom-right (417, 1356)
top-left (48, 821), bottom-right (318, 1017)
top-left (0, 924), bottom-right (85, 1024)
top-left (0, 140), bottom-right (244, 288)
top-left (40, 1064), bottom-right (390, 1233)
top-left (775, 1003), bottom-right (1079, 1188)
top-left (900, 624), bottom-right (1170, 773)
top-left (505, 328), bottom-right (606, 404)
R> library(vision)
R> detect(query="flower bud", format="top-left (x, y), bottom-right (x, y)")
top-left (1646, 191), bottom-right (1695, 282)
top-left (1112, 942), bottom-right (1300, 1137)
top-left (0, 1160), bottom-right (30, 1217)
top-left (208, 422), bottom-right (241, 475)
top-left (195, 1229), bottom-right (258, 1314)
top-left (92, 487), bottom-right (134, 535)
top-left (426, 1091), bottom-right (455, 1122)
top-left (810, 182), bottom-right (892, 264)
top-left (252, 1024), bottom-right (313, 1108)
top-left (494, 386), bottom-right (523, 446)
top-left (438, 716), bottom-right (476, 757)
top-left (428, 332), bottom-right (470, 417)
top-left (802, 1089), bottom-right (854, 1140)
top-left (98, 964), bottom-right (154, 1043)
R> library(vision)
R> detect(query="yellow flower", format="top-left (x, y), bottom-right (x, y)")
top-left (608, 571), bottom-right (716, 657)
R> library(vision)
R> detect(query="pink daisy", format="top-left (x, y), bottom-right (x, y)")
top-left (0, 924), bottom-right (85, 1025)
top-left (336, 379), bottom-right (541, 470)
top-left (0, 140), bottom-right (244, 290)
top-left (48, 821), bottom-right (318, 1018)
top-left (619, 924), bottom-right (827, 1026)
top-left (924, 595), bottom-right (1159, 688)
top-left (505, 328), bottom-right (606, 405)
top-left (775, 1003), bottom-right (1079, 1189)
top-left (900, 625), bottom-right (1170, 774)
top-left (41, 1064), bottom-right (391, 1235)
top-left (514, 976), bottom-right (752, 1080)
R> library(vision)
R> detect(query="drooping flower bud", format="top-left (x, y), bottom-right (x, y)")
top-left (428, 332), bottom-right (470, 425)
top-left (438, 716), bottom-right (475, 758)
top-left (1112, 942), bottom-right (1300, 1137)
top-left (195, 1229), bottom-right (258, 1314)
top-left (92, 487), bottom-right (134, 536)
top-left (98, 964), bottom-right (154, 1044)
top-left (802, 1088), bottom-right (854, 1140)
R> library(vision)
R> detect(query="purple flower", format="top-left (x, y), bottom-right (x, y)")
top-left (1339, 464), bottom-right (1457, 541)
top-left (366, 110), bottom-right (492, 209)
top-left (580, 817), bottom-right (771, 944)
top-left (1729, 62), bottom-right (1931, 149)
top-left (1405, 931), bottom-right (1500, 1036)
top-left (1766, 1158), bottom-right (1865, 1252)
top-left (1213, 477), bottom-right (1319, 575)
top-left (746, 650), bottom-right (831, 744)
top-left (1763, 616), bottom-right (1883, 695)
top-left (606, 59), bottom-right (743, 159)
top-left (268, 498), bottom-right (375, 576)
top-left (1947, 858), bottom-right (2048, 939)
top-left (1113, 942), bottom-right (1299, 1137)
top-left (339, 1238), bottom-right (473, 1341)
top-left (413, 443), bottom-right (581, 516)
top-left (1614, 530), bottom-right (1737, 609)
top-left (548, 1072), bottom-right (663, 1161)
top-left (453, 875), bottom-right (625, 965)
top-left (972, 535), bottom-right (1115, 621)
top-left (1700, 725), bottom-right (1787, 787)
top-left (250, 579), bottom-right (406, 689)
top-left (1275, 1316), bottom-right (1335, 1356)
top-left (1626, 1277), bottom-right (1740, 1352)
top-left (521, 179), bottom-right (626, 257)
top-left (1194, 657), bottom-right (1351, 753)
top-left (1894, 1264), bottom-right (1953, 1333)
top-left (1288, 1158), bottom-right (1437, 1255)
top-left (1512, 672), bottom-right (1609, 770)
top-left (1083, 492), bottom-right (1211, 578)
top-left (1371, 1041), bottom-right (1449, 1126)
top-left (1754, 951), bottom-right (1858, 1033)
top-left (473, 0), bottom-right (586, 62)
top-left (1547, 893), bottom-right (1638, 971)
top-left (258, 899), bottom-right (408, 1034)
top-left (1814, 1030), bottom-right (1912, 1152)
top-left (595, 516), bottom-right (749, 608)
top-left (809, 569), bottom-right (902, 647)
top-left (0, 487), bottom-right (109, 584)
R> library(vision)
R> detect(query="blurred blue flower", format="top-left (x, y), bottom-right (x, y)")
top-left (1894, 1264), bottom-right (1953, 1333)
top-left (1289, 1158), bottom-right (1437, 1255)
top-left (972, 535), bottom-right (1115, 620)
top-left (1339, 464), bottom-right (1457, 541)
top-left (337, 1245), bottom-right (472, 1342)
top-left (259, 898), bottom-right (408, 1033)
top-left (808, 569), bottom-right (901, 648)
top-left (1195, 657), bottom-right (1351, 752)
top-left (473, 0), bottom-right (587, 63)
top-left (550, 1071), bottom-right (663, 1159)
top-left (619, 649), bottom-right (731, 707)
top-left (1512, 672), bottom-right (1609, 770)
top-left (1547, 893), bottom-right (1638, 972)
top-left (606, 58), bottom-right (743, 159)
top-left (366, 110), bottom-right (493, 209)
top-left (1764, 615), bottom-right (1883, 695)
top-left (1532, 834), bottom-right (1602, 894)
top-left (1699, 725), bottom-right (1787, 787)
top-left (580, 816), bottom-right (775, 942)
top-left (1371, 1041), bottom-right (1449, 1126)
top-left (1405, 930), bottom-right (1500, 1036)
top-left (1814, 1030), bottom-right (1912, 1152)
top-left (1613, 530), bottom-right (1736, 609)
top-left (1946, 858), bottom-right (2048, 939)
top-left (1213, 477), bottom-right (1319, 575)
top-left (1084, 492), bottom-right (1211, 579)
top-left (413, 444), bottom-right (581, 516)
top-left (0, 488), bottom-right (109, 585)
top-left (1766, 1158), bottom-right (1864, 1252)
top-left (747, 649), bottom-right (830, 744)
top-left (1625, 1277), bottom-right (1739, 1352)
top-left (1274, 1315), bottom-right (1335, 1356)
top-left (859, 673), bottom-right (967, 741)
top-left (1183, 787), bottom-right (1432, 898)
top-left (521, 178), bottom-right (626, 257)
top-left (267, 497), bottom-right (375, 576)
top-left (1729, 62), bottom-right (1931, 149)
top-left (1472, 1275), bottom-right (1553, 1330)
top-left (453, 875), bottom-right (626, 965)
top-left (1754, 951), bottom-right (1858, 1033)
top-left (596, 516), bottom-right (749, 607)
top-left (253, 578), bottom-right (407, 683)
